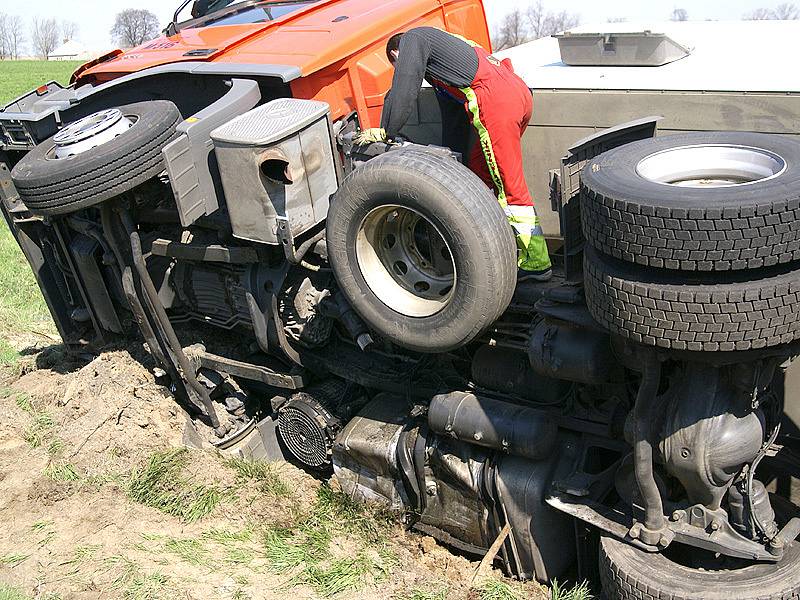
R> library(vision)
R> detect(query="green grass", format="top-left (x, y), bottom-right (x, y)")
top-left (104, 555), bottom-right (170, 600)
top-left (0, 584), bottom-right (28, 600)
top-left (396, 588), bottom-right (448, 600)
top-left (0, 553), bottom-right (30, 567)
top-left (15, 394), bottom-right (56, 449)
top-left (0, 61), bottom-right (83, 107)
top-left (44, 461), bottom-right (80, 482)
top-left (260, 484), bottom-right (396, 597)
top-left (0, 61), bottom-right (77, 350)
top-left (225, 457), bottom-right (291, 497)
top-left (161, 538), bottom-right (210, 566)
top-left (550, 580), bottom-right (593, 600)
top-left (126, 448), bottom-right (229, 523)
top-left (475, 579), bottom-right (522, 600)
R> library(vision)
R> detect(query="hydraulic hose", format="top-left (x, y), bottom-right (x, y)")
top-left (633, 352), bottom-right (666, 545)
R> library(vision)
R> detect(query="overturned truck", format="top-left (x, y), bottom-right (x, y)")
top-left (3, 2), bottom-right (800, 597)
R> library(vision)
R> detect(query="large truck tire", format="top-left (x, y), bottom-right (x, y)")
top-left (599, 534), bottom-right (800, 600)
top-left (584, 246), bottom-right (800, 352)
top-left (12, 101), bottom-right (181, 216)
top-left (581, 132), bottom-right (800, 272)
top-left (327, 147), bottom-right (517, 354)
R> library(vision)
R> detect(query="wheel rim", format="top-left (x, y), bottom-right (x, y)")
top-left (50, 109), bottom-right (135, 159)
top-left (356, 205), bottom-right (456, 318)
top-left (636, 144), bottom-right (787, 188)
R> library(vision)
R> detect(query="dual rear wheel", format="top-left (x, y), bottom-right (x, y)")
top-left (581, 132), bottom-right (800, 352)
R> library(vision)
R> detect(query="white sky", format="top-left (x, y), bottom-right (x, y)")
top-left (0, 0), bottom-right (784, 52)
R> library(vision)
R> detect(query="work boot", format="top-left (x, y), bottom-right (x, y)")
top-left (517, 267), bottom-right (552, 282)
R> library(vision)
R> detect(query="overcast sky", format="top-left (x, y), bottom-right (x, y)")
top-left (2, 0), bottom-right (786, 51)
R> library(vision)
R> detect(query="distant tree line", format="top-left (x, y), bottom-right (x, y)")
top-left (0, 14), bottom-right (79, 59)
top-left (0, 7), bottom-right (160, 59)
top-left (492, 2), bottom-right (800, 50)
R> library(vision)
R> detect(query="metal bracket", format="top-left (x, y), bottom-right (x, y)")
top-left (669, 504), bottom-right (778, 561)
top-left (276, 216), bottom-right (297, 263)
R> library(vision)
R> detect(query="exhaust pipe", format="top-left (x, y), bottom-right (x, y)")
top-left (428, 391), bottom-right (557, 461)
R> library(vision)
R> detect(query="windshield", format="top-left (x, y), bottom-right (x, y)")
top-left (188, 0), bottom-right (317, 26)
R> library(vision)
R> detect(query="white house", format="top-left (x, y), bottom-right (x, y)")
top-left (48, 40), bottom-right (95, 61)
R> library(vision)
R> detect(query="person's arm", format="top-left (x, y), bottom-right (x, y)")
top-left (381, 32), bottom-right (431, 139)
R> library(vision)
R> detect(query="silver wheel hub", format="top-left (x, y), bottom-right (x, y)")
top-left (356, 205), bottom-right (456, 318)
top-left (636, 144), bottom-right (787, 188)
top-left (52, 109), bottom-right (134, 159)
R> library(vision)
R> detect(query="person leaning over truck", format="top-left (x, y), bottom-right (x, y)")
top-left (355, 26), bottom-right (552, 280)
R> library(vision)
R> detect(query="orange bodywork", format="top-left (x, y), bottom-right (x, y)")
top-left (76, 0), bottom-right (490, 128)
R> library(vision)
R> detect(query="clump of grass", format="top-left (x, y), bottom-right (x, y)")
top-left (0, 338), bottom-right (20, 366)
top-left (201, 528), bottom-right (253, 544)
top-left (15, 394), bottom-right (56, 449)
top-left (105, 555), bottom-right (170, 600)
top-left (0, 552), bottom-right (30, 566)
top-left (162, 538), bottom-right (210, 566)
top-left (23, 410), bottom-right (55, 448)
top-left (47, 437), bottom-right (65, 457)
top-left (475, 578), bottom-right (522, 600)
top-left (45, 461), bottom-right (80, 482)
top-left (260, 483), bottom-right (397, 597)
top-left (126, 448), bottom-right (228, 523)
top-left (0, 584), bottom-right (29, 600)
top-left (292, 552), bottom-right (389, 597)
top-left (396, 588), bottom-right (448, 600)
top-left (224, 457), bottom-right (291, 497)
top-left (60, 544), bottom-right (101, 568)
top-left (14, 393), bottom-right (32, 412)
top-left (314, 483), bottom-right (393, 542)
top-left (550, 580), bottom-right (592, 600)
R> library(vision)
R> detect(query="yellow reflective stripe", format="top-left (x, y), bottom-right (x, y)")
top-left (504, 205), bottom-right (536, 221)
top-left (502, 207), bottom-right (551, 271)
top-left (460, 86), bottom-right (508, 205)
top-left (517, 233), bottom-right (552, 271)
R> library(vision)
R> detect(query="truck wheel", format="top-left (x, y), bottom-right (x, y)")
top-left (599, 533), bottom-right (800, 600)
top-left (584, 245), bottom-right (800, 352)
top-left (327, 148), bottom-right (517, 353)
top-left (12, 101), bottom-right (181, 216)
top-left (581, 132), bottom-right (800, 272)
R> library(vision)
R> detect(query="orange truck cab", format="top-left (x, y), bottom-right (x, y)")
top-left (0, 0), bottom-right (489, 231)
top-left (4, 0), bottom-right (489, 141)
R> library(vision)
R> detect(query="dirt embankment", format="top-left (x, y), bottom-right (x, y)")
top-left (0, 344), bottom-right (548, 600)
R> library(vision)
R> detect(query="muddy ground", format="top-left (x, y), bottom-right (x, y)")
top-left (0, 340), bottom-right (553, 600)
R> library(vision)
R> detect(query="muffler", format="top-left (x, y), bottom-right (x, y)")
top-left (428, 391), bottom-right (557, 461)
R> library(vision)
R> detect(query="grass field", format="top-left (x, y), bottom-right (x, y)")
top-left (0, 61), bottom-right (80, 348)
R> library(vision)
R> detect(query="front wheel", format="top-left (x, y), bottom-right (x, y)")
top-left (599, 531), bottom-right (800, 600)
top-left (12, 101), bottom-right (181, 216)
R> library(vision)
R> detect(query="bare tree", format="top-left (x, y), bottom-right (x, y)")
top-left (493, 9), bottom-right (529, 51)
top-left (111, 9), bottom-right (160, 48)
top-left (670, 8), bottom-right (689, 21)
top-left (527, 1), bottom-right (579, 39)
top-left (61, 20), bottom-right (78, 41)
top-left (744, 7), bottom-right (774, 18)
top-left (607, 17), bottom-right (629, 22)
top-left (8, 15), bottom-right (23, 59)
top-left (743, 4), bottom-right (799, 19)
top-left (774, 2), bottom-right (800, 18)
top-left (31, 17), bottom-right (59, 59)
top-left (0, 14), bottom-right (9, 59)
